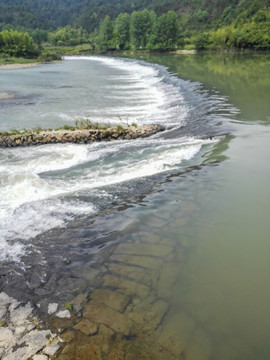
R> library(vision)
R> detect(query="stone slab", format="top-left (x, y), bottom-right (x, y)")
top-left (33, 355), bottom-right (49, 360)
top-left (157, 263), bottom-right (180, 298)
top-left (115, 243), bottom-right (172, 258)
top-left (3, 330), bottom-right (51, 360)
top-left (111, 254), bottom-right (162, 269)
top-left (83, 300), bottom-right (133, 336)
top-left (75, 343), bottom-right (102, 360)
top-left (74, 319), bottom-right (98, 336)
top-left (128, 299), bottom-right (169, 332)
top-left (108, 263), bottom-right (159, 288)
top-left (90, 288), bottom-right (129, 312)
top-left (157, 310), bottom-right (196, 357)
top-left (103, 274), bottom-right (150, 297)
top-left (48, 303), bottom-right (58, 315)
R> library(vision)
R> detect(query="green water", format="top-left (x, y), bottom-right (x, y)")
top-left (144, 52), bottom-right (270, 122)
top-left (142, 53), bottom-right (270, 359)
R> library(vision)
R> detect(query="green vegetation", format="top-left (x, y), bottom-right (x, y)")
top-left (0, 0), bottom-right (269, 59)
top-left (0, 118), bottom-right (132, 136)
top-left (0, 29), bottom-right (37, 57)
top-left (64, 302), bottom-right (73, 312)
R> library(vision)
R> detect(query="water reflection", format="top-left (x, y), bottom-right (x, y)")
top-left (141, 52), bottom-right (270, 122)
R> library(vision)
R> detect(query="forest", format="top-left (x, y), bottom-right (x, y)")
top-left (0, 0), bottom-right (269, 58)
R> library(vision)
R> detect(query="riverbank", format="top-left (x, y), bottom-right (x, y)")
top-left (0, 124), bottom-right (165, 147)
top-left (0, 62), bottom-right (41, 69)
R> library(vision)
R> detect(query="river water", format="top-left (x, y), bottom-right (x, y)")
top-left (0, 54), bottom-right (269, 359)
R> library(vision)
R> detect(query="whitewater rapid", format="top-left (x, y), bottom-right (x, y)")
top-left (0, 56), bottom-right (222, 262)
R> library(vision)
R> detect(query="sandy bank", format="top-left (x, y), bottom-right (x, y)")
top-left (0, 62), bottom-right (41, 69)
top-left (0, 92), bottom-right (15, 100)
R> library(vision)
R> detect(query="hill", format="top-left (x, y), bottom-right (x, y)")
top-left (0, 0), bottom-right (269, 32)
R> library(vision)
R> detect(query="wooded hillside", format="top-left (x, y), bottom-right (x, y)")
top-left (0, 0), bottom-right (269, 32)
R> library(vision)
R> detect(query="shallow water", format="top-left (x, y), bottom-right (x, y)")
top-left (0, 54), bottom-right (269, 360)
top-left (0, 56), bottom-right (224, 262)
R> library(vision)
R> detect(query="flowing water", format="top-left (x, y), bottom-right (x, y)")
top-left (0, 54), bottom-right (269, 360)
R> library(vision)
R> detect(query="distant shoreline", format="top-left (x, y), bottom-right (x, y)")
top-left (0, 62), bottom-right (41, 69)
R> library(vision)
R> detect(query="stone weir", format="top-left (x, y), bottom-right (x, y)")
top-left (0, 124), bottom-right (165, 148)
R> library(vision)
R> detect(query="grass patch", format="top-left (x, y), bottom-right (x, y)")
top-left (64, 302), bottom-right (73, 312)
top-left (0, 56), bottom-right (42, 66)
top-left (0, 118), bottom-right (135, 136)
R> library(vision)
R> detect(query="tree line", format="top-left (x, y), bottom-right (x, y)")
top-left (98, 10), bottom-right (179, 52)
top-left (0, 30), bottom-right (37, 57)
top-left (0, 0), bottom-right (269, 34)
top-left (0, 7), bottom-right (269, 59)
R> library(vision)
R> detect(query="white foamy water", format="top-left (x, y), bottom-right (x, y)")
top-left (0, 56), bottom-right (220, 261)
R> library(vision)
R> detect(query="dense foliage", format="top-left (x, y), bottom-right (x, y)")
top-left (0, 0), bottom-right (269, 33)
top-left (0, 30), bottom-right (36, 57)
top-left (96, 10), bottom-right (180, 51)
top-left (0, 0), bottom-right (269, 55)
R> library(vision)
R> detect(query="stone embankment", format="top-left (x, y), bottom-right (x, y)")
top-left (0, 124), bottom-right (165, 148)
top-left (0, 292), bottom-right (61, 360)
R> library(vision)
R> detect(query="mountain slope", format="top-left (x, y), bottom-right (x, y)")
top-left (0, 0), bottom-right (269, 31)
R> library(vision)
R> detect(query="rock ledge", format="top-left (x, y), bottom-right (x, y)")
top-left (0, 124), bottom-right (165, 148)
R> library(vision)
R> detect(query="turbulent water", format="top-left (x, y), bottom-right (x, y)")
top-left (0, 56), bottom-right (229, 263)
top-left (1, 54), bottom-right (269, 360)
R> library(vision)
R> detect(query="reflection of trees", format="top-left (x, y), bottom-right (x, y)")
top-left (142, 53), bottom-right (270, 121)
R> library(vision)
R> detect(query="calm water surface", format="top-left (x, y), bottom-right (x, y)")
top-left (0, 54), bottom-right (269, 359)
top-left (141, 53), bottom-right (270, 359)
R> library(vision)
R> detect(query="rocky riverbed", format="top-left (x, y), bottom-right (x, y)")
top-left (0, 124), bottom-right (165, 147)
top-left (0, 190), bottom-right (213, 360)
top-left (0, 292), bottom-right (61, 360)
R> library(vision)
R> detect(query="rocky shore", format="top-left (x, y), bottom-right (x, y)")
top-left (0, 124), bottom-right (165, 148)
top-left (0, 292), bottom-right (61, 360)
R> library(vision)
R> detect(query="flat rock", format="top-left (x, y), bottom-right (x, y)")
top-left (103, 274), bottom-right (150, 297)
top-left (0, 327), bottom-right (13, 348)
top-left (157, 310), bottom-right (196, 357)
top-left (115, 243), bottom-right (172, 258)
top-left (48, 303), bottom-right (58, 315)
top-left (3, 330), bottom-right (51, 360)
top-left (0, 93), bottom-right (15, 100)
top-left (157, 263), bottom-right (180, 298)
top-left (43, 343), bottom-right (60, 356)
top-left (33, 355), bottom-right (49, 360)
top-left (111, 254), bottom-right (162, 269)
top-left (75, 343), bottom-right (102, 360)
top-left (10, 302), bottom-right (33, 326)
top-left (90, 289), bottom-right (129, 312)
top-left (128, 298), bottom-right (169, 332)
top-left (56, 310), bottom-right (71, 318)
top-left (72, 293), bottom-right (87, 313)
top-left (0, 292), bottom-right (12, 306)
top-left (74, 319), bottom-right (98, 336)
top-left (60, 330), bottom-right (77, 343)
top-left (83, 300), bottom-right (133, 336)
top-left (108, 263), bottom-right (159, 288)
top-left (0, 307), bottom-right (7, 319)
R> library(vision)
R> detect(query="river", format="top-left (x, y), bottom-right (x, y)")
top-left (0, 53), bottom-right (269, 359)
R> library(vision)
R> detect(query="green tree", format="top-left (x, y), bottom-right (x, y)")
top-left (48, 26), bottom-right (88, 46)
top-left (98, 15), bottom-right (114, 51)
top-left (0, 29), bottom-right (35, 57)
top-left (153, 11), bottom-right (179, 50)
top-left (130, 10), bottom-right (156, 49)
top-left (115, 13), bottom-right (130, 50)
top-left (194, 32), bottom-right (210, 49)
